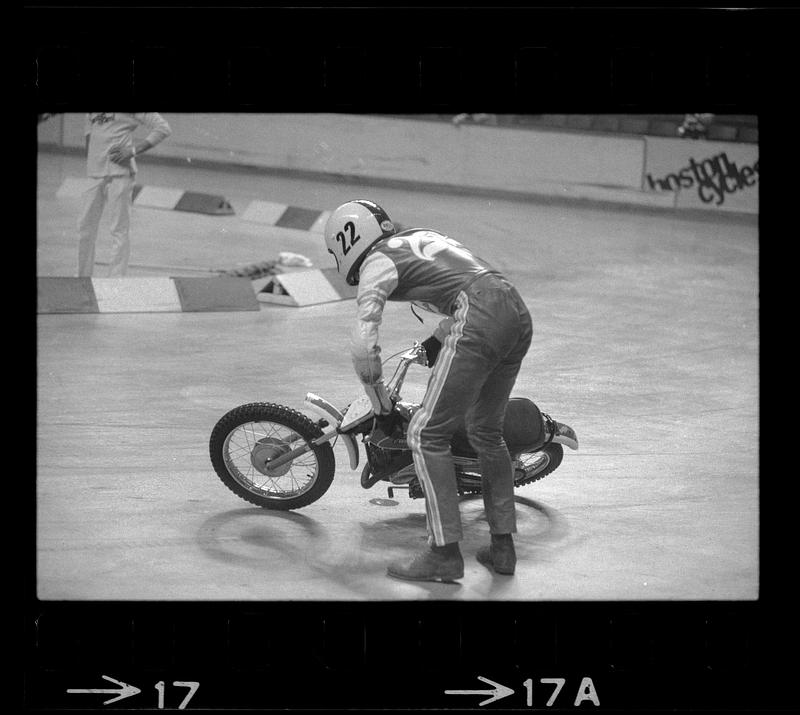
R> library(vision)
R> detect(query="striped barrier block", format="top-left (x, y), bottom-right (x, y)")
top-left (253, 268), bottom-right (357, 307)
top-left (92, 277), bottom-right (183, 313)
top-left (37, 277), bottom-right (98, 313)
top-left (37, 277), bottom-right (259, 314)
top-left (55, 178), bottom-right (234, 215)
top-left (242, 200), bottom-right (330, 233)
top-left (133, 186), bottom-right (235, 215)
top-left (171, 276), bottom-right (260, 312)
top-left (134, 185), bottom-right (185, 210)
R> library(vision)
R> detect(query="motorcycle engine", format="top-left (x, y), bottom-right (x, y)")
top-left (365, 442), bottom-right (414, 478)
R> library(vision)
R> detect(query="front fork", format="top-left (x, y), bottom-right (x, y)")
top-left (260, 393), bottom-right (361, 474)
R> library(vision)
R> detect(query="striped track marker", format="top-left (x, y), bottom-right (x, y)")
top-left (241, 200), bottom-right (330, 233)
top-left (55, 178), bottom-right (234, 215)
top-left (37, 277), bottom-right (259, 314)
top-left (133, 185), bottom-right (185, 210)
top-left (91, 277), bottom-right (183, 313)
top-left (254, 268), bottom-right (357, 307)
top-left (134, 187), bottom-right (234, 215)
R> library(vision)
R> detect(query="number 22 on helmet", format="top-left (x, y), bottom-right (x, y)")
top-left (324, 200), bottom-right (396, 285)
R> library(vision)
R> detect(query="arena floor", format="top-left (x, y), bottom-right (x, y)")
top-left (35, 150), bottom-right (759, 601)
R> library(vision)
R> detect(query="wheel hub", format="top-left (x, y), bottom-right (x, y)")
top-left (250, 437), bottom-right (292, 477)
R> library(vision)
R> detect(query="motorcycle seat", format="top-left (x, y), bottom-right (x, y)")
top-left (450, 397), bottom-right (546, 457)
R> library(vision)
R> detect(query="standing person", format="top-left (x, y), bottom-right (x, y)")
top-left (77, 113), bottom-right (172, 277)
top-left (677, 113), bottom-right (715, 139)
top-left (323, 200), bottom-right (533, 582)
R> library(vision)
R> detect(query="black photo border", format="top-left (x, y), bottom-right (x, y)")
top-left (23, 3), bottom-right (792, 712)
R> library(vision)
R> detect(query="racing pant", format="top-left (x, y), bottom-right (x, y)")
top-left (407, 273), bottom-right (533, 546)
top-left (77, 175), bottom-right (135, 277)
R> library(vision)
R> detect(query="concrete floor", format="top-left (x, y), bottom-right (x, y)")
top-left (36, 151), bottom-right (759, 601)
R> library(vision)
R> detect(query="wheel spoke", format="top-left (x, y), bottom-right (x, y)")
top-left (222, 418), bottom-right (319, 499)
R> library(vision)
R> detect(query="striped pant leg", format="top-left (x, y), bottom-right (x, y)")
top-left (407, 295), bottom-right (492, 546)
top-left (466, 290), bottom-right (532, 534)
top-left (465, 354), bottom-right (526, 535)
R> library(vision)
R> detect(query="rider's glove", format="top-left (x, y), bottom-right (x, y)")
top-left (374, 408), bottom-right (402, 436)
top-left (363, 379), bottom-right (393, 416)
top-left (421, 335), bottom-right (442, 368)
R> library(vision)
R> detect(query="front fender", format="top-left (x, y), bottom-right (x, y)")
top-left (304, 392), bottom-right (360, 469)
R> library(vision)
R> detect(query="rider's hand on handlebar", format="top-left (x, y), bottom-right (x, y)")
top-left (373, 406), bottom-right (401, 435)
top-left (421, 335), bottom-right (442, 367)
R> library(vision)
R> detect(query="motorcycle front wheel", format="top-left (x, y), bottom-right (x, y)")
top-left (209, 402), bottom-right (335, 510)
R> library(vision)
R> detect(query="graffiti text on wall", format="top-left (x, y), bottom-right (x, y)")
top-left (645, 152), bottom-right (758, 206)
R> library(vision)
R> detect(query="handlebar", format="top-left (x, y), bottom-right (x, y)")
top-left (397, 341), bottom-right (428, 365)
top-left (387, 342), bottom-right (428, 400)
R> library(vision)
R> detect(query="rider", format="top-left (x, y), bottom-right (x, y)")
top-left (324, 200), bottom-right (533, 582)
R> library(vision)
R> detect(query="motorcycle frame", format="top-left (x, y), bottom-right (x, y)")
top-left (263, 343), bottom-right (428, 474)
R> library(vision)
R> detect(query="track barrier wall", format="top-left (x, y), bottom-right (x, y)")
top-left (643, 137), bottom-right (758, 214)
top-left (39, 113), bottom-right (758, 217)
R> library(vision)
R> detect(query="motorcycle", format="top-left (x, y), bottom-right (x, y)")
top-left (209, 342), bottom-right (578, 510)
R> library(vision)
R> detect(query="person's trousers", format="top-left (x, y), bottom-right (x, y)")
top-left (407, 274), bottom-right (533, 546)
top-left (77, 175), bottom-right (135, 277)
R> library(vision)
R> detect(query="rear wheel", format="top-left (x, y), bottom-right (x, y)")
top-left (514, 442), bottom-right (564, 487)
top-left (209, 402), bottom-right (335, 510)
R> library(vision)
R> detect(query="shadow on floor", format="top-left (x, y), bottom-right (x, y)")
top-left (195, 494), bottom-right (571, 600)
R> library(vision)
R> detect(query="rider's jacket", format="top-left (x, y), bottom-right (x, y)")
top-left (351, 228), bottom-right (499, 387)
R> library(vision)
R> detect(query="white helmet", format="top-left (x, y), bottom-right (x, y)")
top-left (324, 200), bottom-right (396, 285)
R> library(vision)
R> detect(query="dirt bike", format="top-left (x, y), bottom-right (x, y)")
top-left (209, 342), bottom-right (578, 510)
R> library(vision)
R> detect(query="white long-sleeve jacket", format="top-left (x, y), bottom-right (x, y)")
top-left (84, 112), bottom-right (172, 177)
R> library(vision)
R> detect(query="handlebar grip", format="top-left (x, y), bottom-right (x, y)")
top-left (421, 335), bottom-right (442, 367)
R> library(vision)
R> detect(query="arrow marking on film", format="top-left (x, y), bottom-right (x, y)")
top-left (67, 674), bottom-right (141, 705)
top-left (445, 675), bottom-right (515, 706)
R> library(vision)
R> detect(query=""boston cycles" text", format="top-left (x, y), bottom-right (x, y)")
top-left (645, 151), bottom-right (758, 206)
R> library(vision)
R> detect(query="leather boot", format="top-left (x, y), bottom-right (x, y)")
top-left (387, 542), bottom-right (464, 582)
top-left (476, 533), bottom-right (516, 575)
